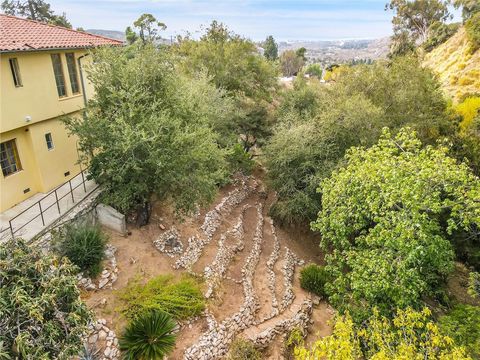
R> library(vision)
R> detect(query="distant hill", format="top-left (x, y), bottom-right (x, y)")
top-left (277, 38), bottom-right (390, 66)
top-left (424, 27), bottom-right (480, 102)
top-left (86, 29), bottom-right (125, 41)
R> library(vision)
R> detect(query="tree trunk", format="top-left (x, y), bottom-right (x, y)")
top-left (136, 201), bottom-right (151, 227)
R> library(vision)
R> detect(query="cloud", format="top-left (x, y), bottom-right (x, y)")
top-left (49, 0), bottom-right (394, 40)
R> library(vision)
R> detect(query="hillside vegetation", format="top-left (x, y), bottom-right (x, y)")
top-left (424, 27), bottom-right (480, 102)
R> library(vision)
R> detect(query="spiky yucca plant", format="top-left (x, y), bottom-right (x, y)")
top-left (119, 311), bottom-right (177, 360)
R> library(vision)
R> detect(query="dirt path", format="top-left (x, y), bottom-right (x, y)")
top-left (85, 174), bottom-right (332, 359)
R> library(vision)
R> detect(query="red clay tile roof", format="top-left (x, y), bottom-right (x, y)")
top-left (0, 14), bottom-right (123, 52)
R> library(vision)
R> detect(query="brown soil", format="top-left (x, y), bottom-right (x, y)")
top-left (446, 263), bottom-right (480, 307)
top-left (84, 175), bottom-right (332, 359)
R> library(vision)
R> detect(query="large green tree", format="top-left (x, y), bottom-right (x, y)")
top-left (265, 57), bottom-right (451, 224)
top-left (175, 21), bottom-right (277, 102)
top-left (263, 35), bottom-right (278, 61)
top-left (132, 13), bottom-right (166, 44)
top-left (0, 240), bottom-right (92, 358)
top-left (312, 128), bottom-right (480, 319)
top-left (174, 21), bottom-right (277, 158)
top-left (64, 45), bottom-right (232, 221)
top-left (1, 0), bottom-right (71, 27)
top-left (386, 0), bottom-right (451, 49)
top-left (265, 88), bottom-right (384, 224)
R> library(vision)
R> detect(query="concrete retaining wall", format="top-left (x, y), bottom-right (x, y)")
top-left (96, 204), bottom-right (126, 235)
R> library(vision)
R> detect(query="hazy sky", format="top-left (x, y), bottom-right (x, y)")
top-left (48, 0), bottom-right (460, 41)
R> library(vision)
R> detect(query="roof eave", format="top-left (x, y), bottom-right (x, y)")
top-left (0, 43), bottom-right (123, 54)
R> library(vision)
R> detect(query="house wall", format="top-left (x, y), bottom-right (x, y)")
top-left (0, 49), bottom-right (94, 211)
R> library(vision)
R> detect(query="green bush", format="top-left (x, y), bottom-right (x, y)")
top-left (119, 310), bottom-right (176, 360)
top-left (305, 63), bottom-right (323, 78)
top-left (0, 239), bottom-right (92, 359)
top-left (466, 12), bottom-right (480, 52)
top-left (226, 143), bottom-right (255, 175)
top-left (438, 304), bottom-right (480, 358)
top-left (300, 264), bottom-right (329, 297)
top-left (469, 272), bottom-right (480, 298)
top-left (54, 224), bottom-right (107, 277)
top-left (227, 339), bottom-right (261, 360)
top-left (118, 274), bottom-right (205, 320)
top-left (423, 22), bottom-right (460, 52)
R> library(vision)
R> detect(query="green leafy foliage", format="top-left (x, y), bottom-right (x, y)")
top-left (466, 12), bottom-right (480, 52)
top-left (53, 224), bottom-right (107, 277)
top-left (0, 239), bottom-right (92, 359)
top-left (263, 35), bottom-right (278, 61)
top-left (118, 274), bottom-right (205, 321)
top-left (386, 0), bottom-right (451, 45)
top-left (265, 56), bottom-right (451, 225)
top-left (295, 308), bottom-right (472, 359)
top-left (300, 264), bottom-right (329, 297)
top-left (305, 63), bottom-right (323, 78)
top-left (1, 0), bottom-right (72, 27)
top-left (227, 339), bottom-right (262, 360)
top-left (132, 13), bottom-right (166, 44)
top-left (423, 21), bottom-right (460, 52)
top-left (280, 50), bottom-right (304, 76)
top-left (175, 21), bottom-right (277, 102)
top-left (311, 128), bottom-right (480, 319)
top-left (119, 310), bottom-right (176, 360)
top-left (468, 272), bottom-right (480, 298)
top-left (438, 305), bottom-right (480, 358)
top-left (226, 143), bottom-right (255, 175)
top-left (64, 45), bottom-right (230, 216)
top-left (174, 21), bottom-right (277, 159)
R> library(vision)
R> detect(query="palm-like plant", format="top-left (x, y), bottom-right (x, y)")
top-left (119, 311), bottom-right (177, 360)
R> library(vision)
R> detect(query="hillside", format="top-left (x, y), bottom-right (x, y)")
top-left (424, 27), bottom-right (480, 102)
top-left (278, 37), bottom-right (390, 66)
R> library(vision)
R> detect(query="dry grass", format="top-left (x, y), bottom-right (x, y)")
top-left (424, 27), bottom-right (480, 103)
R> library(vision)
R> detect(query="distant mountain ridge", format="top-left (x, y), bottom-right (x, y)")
top-left (86, 29), bottom-right (125, 41)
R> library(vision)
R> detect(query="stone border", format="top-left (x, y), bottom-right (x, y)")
top-left (77, 244), bottom-right (118, 291)
top-left (85, 319), bottom-right (120, 360)
top-left (184, 204), bottom-right (264, 360)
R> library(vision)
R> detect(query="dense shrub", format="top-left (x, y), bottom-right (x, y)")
top-left (226, 144), bottom-right (255, 175)
top-left (439, 305), bottom-right (480, 358)
top-left (265, 57), bottom-right (451, 225)
top-left (312, 129), bottom-right (480, 319)
top-left (119, 310), bottom-right (176, 360)
top-left (118, 274), bottom-right (205, 320)
top-left (423, 21), bottom-right (460, 52)
top-left (466, 12), bottom-right (480, 52)
top-left (295, 308), bottom-right (471, 359)
top-left (305, 63), bottom-right (323, 78)
top-left (468, 272), bottom-right (480, 298)
top-left (0, 239), bottom-right (92, 358)
top-left (54, 224), bottom-right (107, 277)
top-left (227, 339), bottom-right (262, 360)
top-left (64, 45), bottom-right (230, 218)
top-left (456, 96), bottom-right (480, 130)
top-left (299, 264), bottom-right (328, 297)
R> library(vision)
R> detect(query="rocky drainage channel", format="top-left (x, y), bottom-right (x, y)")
top-left (172, 177), bottom-right (258, 271)
top-left (204, 205), bottom-right (248, 298)
top-left (184, 203), bottom-right (265, 360)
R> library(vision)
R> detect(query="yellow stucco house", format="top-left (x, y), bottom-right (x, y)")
top-left (0, 15), bottom-right (122, 212)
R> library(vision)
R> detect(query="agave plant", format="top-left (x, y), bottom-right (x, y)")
top-left (79, 343), bottom-right (100, 360)
top-left (119, 311), bottom-right (177, 360)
